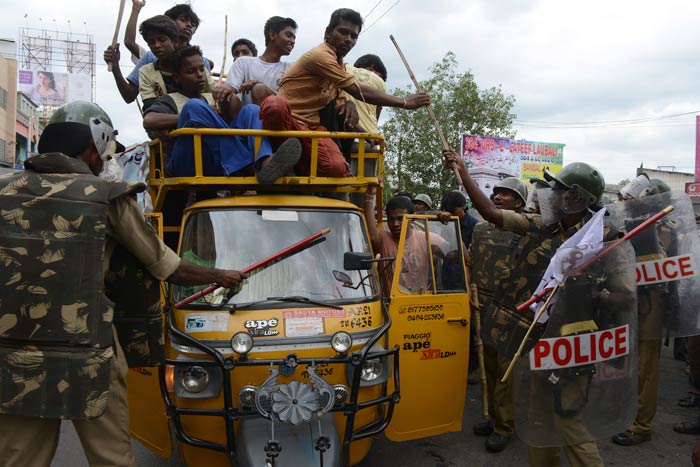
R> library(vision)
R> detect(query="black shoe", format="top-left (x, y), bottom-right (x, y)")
top-left (257, 138), bottom-right (302, 184)
top-left (473, 421), bottom-right (494, 436)
top-left (674, 418), bottom-right (700, 435)
top-left (679, 392), bottom-right (700, 408)
top-left (611, 430), bottom-right (651, 446)
top-left (485, 432), bottom-right (512, 452)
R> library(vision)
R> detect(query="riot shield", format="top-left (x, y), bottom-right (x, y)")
top-left (606, 192), bottom-right (700, 338)
top-left (514, 240), bottom-right (637, 447)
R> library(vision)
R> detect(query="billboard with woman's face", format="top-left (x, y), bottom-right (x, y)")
top-left (18, 70), bottom-right (91, 106)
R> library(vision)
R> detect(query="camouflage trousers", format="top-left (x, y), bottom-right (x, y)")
top-left (0, 328), bottom-right (136, 467)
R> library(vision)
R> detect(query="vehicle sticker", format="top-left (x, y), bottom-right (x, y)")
top-left (245, 317), bottom-right (280, 337)
top-left (420, 349), bottom-right (457, 360)
top-left (403, 332), bottom-right (432, 352)
top-left (283, 308), bottom-right (346, 319)
top-left (286, 317), bottom-right (324, 337)
top-left (185, 312), bottom-right (230, 333)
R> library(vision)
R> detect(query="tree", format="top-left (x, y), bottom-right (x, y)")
top-left (381, 51), bottom-right (516, 204)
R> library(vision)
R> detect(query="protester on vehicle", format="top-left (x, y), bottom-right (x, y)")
top-left (468, 177), bottom-right (527, 453)
top-left (231, 38), bottom-right (258, 60)
top-left (0, 101), bottom-right (247, 467)
top-left (104, 3), bottom-right (211, 104)
top-left (346, 53), bottom-right (388, 136)
top-left (259, 8), bottom-right (431, 178)
top-left (445, 149), bottom-right (633, 467)
top-left (217, 17), bottom-right (297, 106)
top-left (364, 186), bottom-right (451, 296)
top-left (143, 46), bottom-right (301, 183)
top-left (136, 16), bottom-right (216, 111)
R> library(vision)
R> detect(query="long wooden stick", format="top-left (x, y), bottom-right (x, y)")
top-left (174, 228), bottom-right (331, 308)
top-left (218, 15), bottom-right (228, 84)
top-left (516, 205), bottom-right (674, 312)
top-left (389, 34), bottom-right (463, 186)
top-left (108, 0), bottom-right (127, 72)
top-left (471, 284), bottom-right (490, 421)
top-left (501, 283), bottom-right (561, 383)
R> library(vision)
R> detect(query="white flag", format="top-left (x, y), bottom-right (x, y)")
top-left (531, 207), bottom-right (607, 322)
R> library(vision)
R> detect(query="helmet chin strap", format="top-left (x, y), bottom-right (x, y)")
top-left (89, 117), bottom-right (118, 161)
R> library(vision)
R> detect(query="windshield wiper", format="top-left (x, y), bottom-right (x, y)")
top-left (230, 295), bottom-right (343, 312)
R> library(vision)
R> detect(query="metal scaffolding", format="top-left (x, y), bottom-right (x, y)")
top-left (18, 27), bottom-right (95, 124)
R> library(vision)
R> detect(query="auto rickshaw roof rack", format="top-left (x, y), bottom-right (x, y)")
top-left (148, 128), bottom-right (384, 211)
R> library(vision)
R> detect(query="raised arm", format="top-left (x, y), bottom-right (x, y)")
top-left (443, 148), bottom-right (504, 227)
top-left (363, 183), bottom-right (383, 254)
top-left (124, 0), bottom-right (145, 59)
top-left (103, 44), bottom-right (139, 103)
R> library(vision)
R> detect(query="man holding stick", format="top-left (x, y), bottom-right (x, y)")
top-left (444, 149), bottom-right (628, 467)
top-left (260, 8), bottom-right (431, 177)
top-left (468, 177), bottom-right (528, 452)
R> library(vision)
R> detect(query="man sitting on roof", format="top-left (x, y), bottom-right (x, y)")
top-left (259, 8), bottom-right (431, 178)
top-left (143, 46), bottom-right (300, 183)
top-left (217, 16), bottom-right (298, 106)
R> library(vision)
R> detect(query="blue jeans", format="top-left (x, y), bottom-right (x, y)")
top-left (167, 99), bottom-right (273, 176)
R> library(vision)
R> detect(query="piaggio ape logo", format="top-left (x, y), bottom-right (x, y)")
top-left (420, 348), bottom-right (457, 360)
top-left (245, 317), bottom-right (280, 337)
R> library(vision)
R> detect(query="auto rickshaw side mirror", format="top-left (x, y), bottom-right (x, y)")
top-left (344, 252), bottom-right (373, 270)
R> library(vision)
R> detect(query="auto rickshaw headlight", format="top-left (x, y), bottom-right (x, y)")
top-left (331, 331), bottom-right (352, 353)
top-left (231, 332), bottom-right (254, 355)
top-left (179, 366), bottom-right (209, 393)
top-left (361, 358), bottom-right (384, 383)
top-left (238, 385), bottom-right (257, 408)
top-left (333, 384), bottom-right (350, 406)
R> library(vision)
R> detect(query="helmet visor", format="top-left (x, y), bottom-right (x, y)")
top-left (537, 187), bottom-right (565, 225)
top-left (561, 184), bottom-right (596, 214)
top-left (89, 117), bottom-right (119, 161)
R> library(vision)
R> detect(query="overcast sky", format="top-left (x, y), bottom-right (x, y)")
top-left (2, 0), bottom-right (699, 184)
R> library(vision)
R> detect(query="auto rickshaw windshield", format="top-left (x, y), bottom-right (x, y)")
top-left (174, 208), bottom-right (379, 305)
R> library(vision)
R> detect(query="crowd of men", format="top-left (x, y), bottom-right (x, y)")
top-left (2, 3), bottom-right (700, 467)
top-left (103, 3), bottom-right (429, 183)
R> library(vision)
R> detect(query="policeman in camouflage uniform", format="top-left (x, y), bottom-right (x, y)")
top-left (612, 178), bottom-right (673, 446)
top-left (469, 177), bottom-right (528, 452)
top-left (445, 149), bottom-right (619, 467)
top-left (0, 101), bottom-right (246, 467)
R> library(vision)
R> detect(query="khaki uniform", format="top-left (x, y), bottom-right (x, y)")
top-left (500, 210), bottom-right (605, 467)
top-left (469, 221), bottom-right (519, 436)
top-left (483, 345), bottom-right (516, 435)
top-left (628, 221), bottom-right (672, 435)
top-left (0, 163), bottom-right (180, 467)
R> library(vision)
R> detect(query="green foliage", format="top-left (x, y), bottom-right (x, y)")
top-left (381, 51), bottom-right (516, 203)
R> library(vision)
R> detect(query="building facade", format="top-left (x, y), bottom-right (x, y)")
top-left (0, 51), bottom-right (17, 166)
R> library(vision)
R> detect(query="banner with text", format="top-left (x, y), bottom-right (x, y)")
top-left (461, 134), bottom-right (564, 198)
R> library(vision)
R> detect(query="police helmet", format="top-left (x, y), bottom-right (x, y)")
top-left (639, 179), bottom-right (671, 198)
top-left (38, 101), bottom-right (124, 161)
top-left (544, 162), bottom-right (605, 211)
top-left (493, 177), bottom-right (528, 206)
